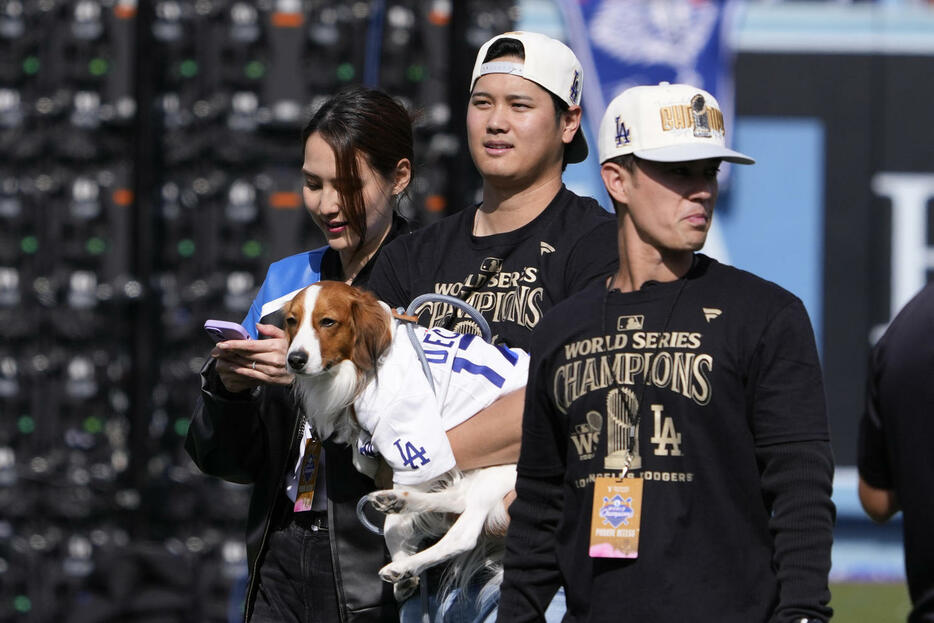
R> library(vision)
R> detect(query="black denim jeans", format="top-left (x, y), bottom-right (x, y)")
top-left (251, 510), bottom-right (340, 623)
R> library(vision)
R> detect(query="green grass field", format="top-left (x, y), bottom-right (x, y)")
top-left (830, 583), bottom-right (911, 622)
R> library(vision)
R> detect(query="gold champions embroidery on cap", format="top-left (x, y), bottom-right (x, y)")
top-left (658, 95), bottom-right (725, 137)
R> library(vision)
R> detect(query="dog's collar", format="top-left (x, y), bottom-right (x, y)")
top-left (391, 310), bottom-right (419, 324)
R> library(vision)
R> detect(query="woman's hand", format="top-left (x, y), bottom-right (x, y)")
top-left (213, 323), bottom-right (295, 393)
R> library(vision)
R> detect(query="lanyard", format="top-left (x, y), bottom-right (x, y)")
top-left (601, 263), bottom-right (692, 479)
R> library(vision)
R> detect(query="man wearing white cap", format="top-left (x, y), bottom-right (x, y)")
top-left (369, 30), bottom-right (617, 623)
top-left (497, 83), bottom-right (834, 622)
top-left (371, 30), bottom-right (614, 349)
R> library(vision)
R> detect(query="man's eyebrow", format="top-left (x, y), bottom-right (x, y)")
top-left (470, 90), bottom-right (536, 102)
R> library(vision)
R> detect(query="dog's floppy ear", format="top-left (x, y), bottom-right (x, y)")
top-left (350, 288), bottom-right (392, 372)
top-left (281, 287), bottom-right (305, 343)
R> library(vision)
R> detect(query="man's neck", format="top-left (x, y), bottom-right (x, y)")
top-left (473, 174), bottom-right (563, 236)
top-left (610, 230), bottom-right (695, 293)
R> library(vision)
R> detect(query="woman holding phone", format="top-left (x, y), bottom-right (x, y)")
top-left (186, 86), bottom-right (412, 623)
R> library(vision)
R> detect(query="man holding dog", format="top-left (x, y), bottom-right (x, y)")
top-left (496, 83), bottom-right (835, 622)
top-left (371, 30), bottom-right (615, 351)
top-left (368, 31), bottom-right (617, 622)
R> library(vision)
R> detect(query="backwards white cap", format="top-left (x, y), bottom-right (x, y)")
top-left (598, 82), bottom-right (754, 165)
top-left (470, 31), bottom-right (587, 164)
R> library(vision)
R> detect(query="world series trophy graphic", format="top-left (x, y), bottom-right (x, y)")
top-left (605, 386), bottom-right (642, 471)
top-left (690, 93), bottom-right (712, 138)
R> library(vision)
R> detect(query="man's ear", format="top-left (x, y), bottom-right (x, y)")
top-left (560, 105), bottom-right (583, 146)
top-left (601, 161), bottom-right (630, 206)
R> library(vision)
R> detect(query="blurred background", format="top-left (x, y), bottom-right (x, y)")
top-left (1, 0), bottom-right (931, 620)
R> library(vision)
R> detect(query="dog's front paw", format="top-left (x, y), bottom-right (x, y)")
top-left (393, 575), bottom-right (419, 602)
top-left (379, 561), bottom-right (414, 584)
top-left (367, 490), bottom-right (407, 514)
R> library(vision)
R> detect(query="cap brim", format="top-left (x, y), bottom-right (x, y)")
top-left (566, 129), bottom-right (588, 164)
top-left (634, 143), bottom-right (754, 165)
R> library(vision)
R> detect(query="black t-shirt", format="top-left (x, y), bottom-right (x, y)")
top-left (858, 283), bottom-right (934, 620)
top-left (498, 254), bottom-right (834, 623)
top-left (367, 186), bottom-right (617, 349)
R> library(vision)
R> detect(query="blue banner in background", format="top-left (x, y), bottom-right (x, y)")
top-left (555, 0), bottom-right (741, 139)
top-left (533, 0), bottom-right (745, 215)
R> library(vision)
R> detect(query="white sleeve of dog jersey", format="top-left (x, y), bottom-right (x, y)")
top-left (429, 334), bottom-right (531, 431)
top-left (352, 430), bottom-right (380, 480)
top-left (354, 363), bottom-right (457, 486)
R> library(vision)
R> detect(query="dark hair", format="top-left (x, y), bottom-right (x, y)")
top-left (482, 38), bottom-right (572, 170)
top-left (301, 87), bottom-right (414, 251)
top-left (484, 37), bottom-right (525, 64)
top-left (606, 153), bottom-right (637, 172)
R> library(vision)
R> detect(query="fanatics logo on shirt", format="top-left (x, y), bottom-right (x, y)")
top-left (702, 307), bottom-right (722, 323)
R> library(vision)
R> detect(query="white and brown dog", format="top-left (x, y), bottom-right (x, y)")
top-left (282, 281), bottom-right (528, 599)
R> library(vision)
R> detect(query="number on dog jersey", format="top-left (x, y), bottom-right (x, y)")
top-left (421, 328), bottom-right (521, 391)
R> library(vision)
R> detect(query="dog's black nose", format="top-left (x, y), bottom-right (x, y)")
top-left (288, 350), bottom-right (308, 371)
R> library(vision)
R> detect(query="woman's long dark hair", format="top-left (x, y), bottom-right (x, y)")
top-left (301, 87), bottom-right (414, 251)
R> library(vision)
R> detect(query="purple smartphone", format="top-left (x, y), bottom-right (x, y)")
top-left (204, 319), bottom-right (251, 343)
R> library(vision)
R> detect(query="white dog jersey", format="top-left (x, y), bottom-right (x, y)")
top-left (353, 326), bottom-right (529, 485)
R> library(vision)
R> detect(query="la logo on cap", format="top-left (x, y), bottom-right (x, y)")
top-left (570, 69), bottom-right (581, 104)
top-left (616, 115), bottom-right (632, 147)
top-left (615, 116), bottom-right (632, 147)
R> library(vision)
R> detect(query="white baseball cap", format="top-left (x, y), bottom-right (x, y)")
top-left (470, 31), bottom-right (588, 164)
top-left (598, 82), bottom-right (754, 165)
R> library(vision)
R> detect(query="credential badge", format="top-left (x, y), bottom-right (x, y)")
top-left (691, 93), bottom-right (711, 138)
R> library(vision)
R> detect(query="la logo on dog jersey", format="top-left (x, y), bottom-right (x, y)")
top-left (394, 438), bottom-right (431, 470)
